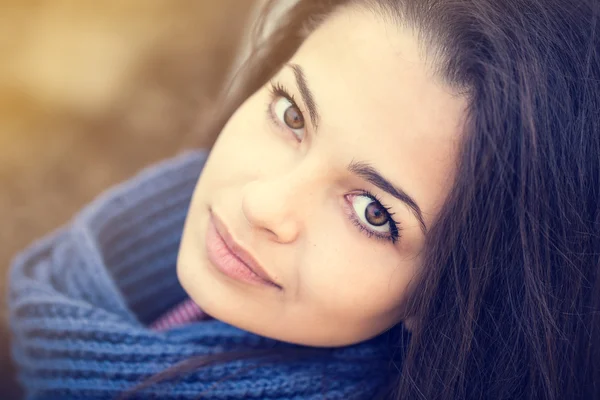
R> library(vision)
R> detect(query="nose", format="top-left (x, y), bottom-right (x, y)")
top-left (241, 170), bottom-right (316, 243)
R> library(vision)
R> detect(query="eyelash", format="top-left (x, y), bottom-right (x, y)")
top-left (266, 80), bottom-right (401, 245)
top-left (349, 190), bottom-right (401, 245)
top-left (267, 81), bottom-right (305, 134)
top-left (269, 81), bottom-right (298, 106)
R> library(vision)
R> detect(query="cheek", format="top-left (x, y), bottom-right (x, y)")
top-left (300, 228), bottom-right (417, 325)
top-left (209, 90), bottom-right (293, 173)
top-left (215, 96), bottom-right (267, 151)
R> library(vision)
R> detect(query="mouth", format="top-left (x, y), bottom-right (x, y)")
top-left (205, 211), bottom-right (282, 290)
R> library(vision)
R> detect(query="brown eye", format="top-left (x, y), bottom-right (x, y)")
top-left (347, 193), bottom-right (400, 244)
top-left (283, 105), bottom-right (304, 130)
top-left (350, 194), bottom-right (392, 234)
top-left (365, 202), bottom-right (388, 226)
top-left (273, 97), bottom-right (306, 141)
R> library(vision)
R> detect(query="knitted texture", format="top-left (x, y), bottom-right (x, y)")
top-left (8, 150), bottom-right (395, 400)
top-left (150, 298), bottom-right (210, 332)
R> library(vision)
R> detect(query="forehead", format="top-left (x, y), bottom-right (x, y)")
top-left (288, 7), bottom-right (468, 226)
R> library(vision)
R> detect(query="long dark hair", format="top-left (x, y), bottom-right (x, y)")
top-left (126, 1), bottom-right (600, 398)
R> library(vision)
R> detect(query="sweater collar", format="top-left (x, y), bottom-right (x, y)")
top-left (73, 150), bottom-right (208, 325)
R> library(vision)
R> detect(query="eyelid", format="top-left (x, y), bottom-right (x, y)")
top-left (270, 81), bottom-right (299, 108)
top-left (268, 81), bottom-right (311, 128)
top-left (267, 80), bottom-right (310, 143)
top-left (344, 190), bottom-right (401, 244)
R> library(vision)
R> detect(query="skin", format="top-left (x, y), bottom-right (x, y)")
top-left (177, 6), bottom-right (467, 347)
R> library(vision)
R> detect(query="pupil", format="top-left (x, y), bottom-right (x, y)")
top-left (365, 203), bottom-right (387, 226)
top-left (284, 106), bottom-right (304, 129)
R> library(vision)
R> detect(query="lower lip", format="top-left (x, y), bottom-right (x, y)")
top-left (205, 216), bottom-right (274, 287)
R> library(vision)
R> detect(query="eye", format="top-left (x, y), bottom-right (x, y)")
top-left (268, 83), bottom-right (306, 142)
top-left (345, 192), bottom-right (400, 243)
top-left (352, 195), bottom-right (391, 233)
top-left (274, 96), bottom-right (305, 130)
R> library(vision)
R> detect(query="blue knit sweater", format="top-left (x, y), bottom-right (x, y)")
top-left (8, 150), bottom-right (399, 400)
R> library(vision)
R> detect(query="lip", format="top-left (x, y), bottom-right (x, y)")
top-left (205, 211), bottom-right (282, 289)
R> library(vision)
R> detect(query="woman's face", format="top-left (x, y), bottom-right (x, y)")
top-left (178, 6), bottom-right (467, 347)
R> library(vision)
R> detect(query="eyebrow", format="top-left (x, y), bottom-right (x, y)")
top-left (348, 160), bottom-right (428, 234)
top-left (288, 63), bottom-right (320, 129)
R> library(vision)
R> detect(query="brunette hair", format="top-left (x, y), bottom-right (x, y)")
top-left (126, 1), bottom-right (600, 399)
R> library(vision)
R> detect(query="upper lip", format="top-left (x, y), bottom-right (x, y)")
top-left (210, 211), bottom-right (282, 289)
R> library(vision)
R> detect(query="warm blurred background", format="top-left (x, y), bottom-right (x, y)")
top-left (0, 1), bottom-right (263, 396)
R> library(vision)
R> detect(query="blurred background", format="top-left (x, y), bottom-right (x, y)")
top-left (0, 1), bottom-right (266, 396)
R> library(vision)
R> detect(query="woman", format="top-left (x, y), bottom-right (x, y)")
top-left (9, 0), bottom-right (600, 399)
